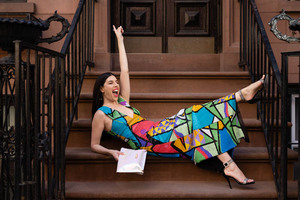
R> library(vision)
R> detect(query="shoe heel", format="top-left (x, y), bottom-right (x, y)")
top-left (222, 172), bottom-right (233, 189)
top-left (247, 90), bottom-right (262, 104)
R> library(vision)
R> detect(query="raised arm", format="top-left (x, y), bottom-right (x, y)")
top-left (113, 25), bottom-right (130, 102)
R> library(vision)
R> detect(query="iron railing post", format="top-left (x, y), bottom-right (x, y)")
top-left (60, 57), bottom-right (66, 199)
top-left (239, 0), bottom-right (247, 69)
top-left (54, 56), bottom-right (60, 199)
top-left (34, 49), bottom-right (41, 200)
top-left (14, 40), bottom-right (21, 200)
top-left (298, 55), bottom-right (300, 200)
top-left (280, 53), bottom-right (288, 200)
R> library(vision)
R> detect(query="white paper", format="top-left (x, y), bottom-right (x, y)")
top-left (116, 148), bottom-right (147, 175)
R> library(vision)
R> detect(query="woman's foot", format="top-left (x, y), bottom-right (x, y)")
top-left (236, 75), bottom-right (266, 103)
top-left (223, 160), bottom-right (255, 184)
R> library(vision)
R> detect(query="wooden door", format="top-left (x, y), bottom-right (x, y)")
top-left (111, 0), bottom-right (222, 53)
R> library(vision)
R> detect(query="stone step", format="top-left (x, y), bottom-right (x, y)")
top-left (65, 180), bottom-right (286, 200)
top-left (66, 118), bottom-right (265, 148)
top-left (76, 92), bottom-right (259, 119)
top-left (94, 53), bottom-right (227, 71)
top-left (65, 147), bottom-right (275, 182)
top-left (81, 71), bottom-right (251, 94)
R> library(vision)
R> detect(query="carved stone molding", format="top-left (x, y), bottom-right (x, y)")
top-left (0, 2), bottom-right (34, 13)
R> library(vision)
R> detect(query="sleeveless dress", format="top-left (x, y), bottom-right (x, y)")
top-left (99, 93), bottom-right (246, 165)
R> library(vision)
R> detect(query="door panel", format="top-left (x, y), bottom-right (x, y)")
top-left (123, 37), bottom-right (162, 53)
top-left (168, 37), bottom-right (214, 53)
top-left (168, 0), bottom-right (210, 36)
top-left (112, 0), bottom-right (162, 35)
top-left (120, 0), bottom-right (160, 35)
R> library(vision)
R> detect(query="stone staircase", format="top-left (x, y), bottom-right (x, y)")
top-left (64, 53), bottom-right (297, 199)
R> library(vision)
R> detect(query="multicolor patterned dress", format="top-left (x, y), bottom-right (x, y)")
top-left (98, 94), bottom-right (246, 165)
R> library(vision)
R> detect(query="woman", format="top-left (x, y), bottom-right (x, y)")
top-left (91, 26), bottom-right (263, 189)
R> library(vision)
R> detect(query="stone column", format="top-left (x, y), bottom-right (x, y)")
top-left (94, 0), bottom-right (112, 71)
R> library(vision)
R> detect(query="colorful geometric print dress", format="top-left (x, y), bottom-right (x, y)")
top-left (98, 94), bottom-right (246, 165)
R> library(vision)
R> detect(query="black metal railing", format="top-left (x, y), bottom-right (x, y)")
top-left (0, 56), bottom-right (19, 200)
top-left (14, 41), bottom-right (66, 200)
top-left (0, 0), bottom-right (96, 199)
top-left (240, 0), bottom-right (299, 199)
top-left (61, 0), bottom-right (95, 144)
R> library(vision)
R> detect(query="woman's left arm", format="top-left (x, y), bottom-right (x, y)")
top-left (113, 25), bottom-right (130, 102)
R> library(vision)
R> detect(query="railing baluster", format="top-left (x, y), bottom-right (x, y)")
top-left (267, 61), bottom-right (271, 142)
top-left (263, 50), bottom-right (267, 127)
top-left (67, 50), bottom-right (70, 125)
top-left (270, 72), bottom-right (275, 160)
top-left (253, 18), bottom-right (256, 77)
top-left (14, 40), bottom-right (21, 200)
top-left (280, 53), bottom-right (288, 200)
top-left (78, 9), bottom-right (82, 119)
top-left (25, 49), bottom-right (31, 200)
top-left (34, 49), bottom-right (41, 200)
top-left (92, 0), bottom-right (95, 61)
top-left (74, 29), bottom-right (78, 121)
top-left (48, 55), bottom-right (53, 199)
top-left (60, 56), bottom-right (66, 199)
top-left (256, 27), bottom-right (259, 81)
top-left (275, 85), bottom-right (280, 183)
top-left (41, 52), bottom-right (46, 200)
top-left (247, 1), bottom-right (250, 67)
top-left (88, 0), bottom-right (91, 61)
top-left (298, 55), bottom-right (300, 199)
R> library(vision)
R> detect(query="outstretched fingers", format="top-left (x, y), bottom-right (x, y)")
top-left (113, 25), bottom-right (124, 40)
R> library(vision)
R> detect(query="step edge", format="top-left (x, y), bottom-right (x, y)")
top-left (85, 71), bottom-right (250, 78)
top-left (65, 180), bottom-right (278, 199)
top-left (79, 92), bottom-right (240, 100)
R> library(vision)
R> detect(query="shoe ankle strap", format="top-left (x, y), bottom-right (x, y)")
top-left (238, 90), bottom-right (246, 102)
top-left (223, 159), bottom-right (234, 168)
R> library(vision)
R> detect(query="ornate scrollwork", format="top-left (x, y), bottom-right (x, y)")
top-left (269, 10), bottom-right (300, 43)
top-left (37, 11), bottom-right (71, 44)
top-left (0, 63), bottom-right (16, 159)
top-left (38, 131), bottom-right (50, 159)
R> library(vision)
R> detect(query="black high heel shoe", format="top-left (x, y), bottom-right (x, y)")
top-left (222, 159), bottom-right (255, 189)
top-left (238, 75), bottom-right (268, 104)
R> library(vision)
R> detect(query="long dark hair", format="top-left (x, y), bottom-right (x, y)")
top-left (92, 72), bottom-right (115, 118)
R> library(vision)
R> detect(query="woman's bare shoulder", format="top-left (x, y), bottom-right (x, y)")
top-left (92, 109), bottom-right (112, 132)
top-left (93, 109), bottom-right (107, 121)
top-left (93, 109), bottom-right (112, 124)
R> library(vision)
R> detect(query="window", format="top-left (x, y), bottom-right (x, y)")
top-left (2, 105), bottom-right (15, 129)
top-left (291, 94), bottom-right (299, 150)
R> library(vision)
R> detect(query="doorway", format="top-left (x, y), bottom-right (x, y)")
top-left (111, 0), bottom-right (222, 53)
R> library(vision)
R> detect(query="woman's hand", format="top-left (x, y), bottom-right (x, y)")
top-left (113, 25), bottom-right (124, 41)
top-left (109, 149), bottom-right (125, 161)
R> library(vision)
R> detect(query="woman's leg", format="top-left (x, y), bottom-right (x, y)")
top-left (217, 152), bottom-right (254, 184)
top-left (214, 76), bottom-right (265, 184)
top-left (235, 75), bottom-right (265, 103)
